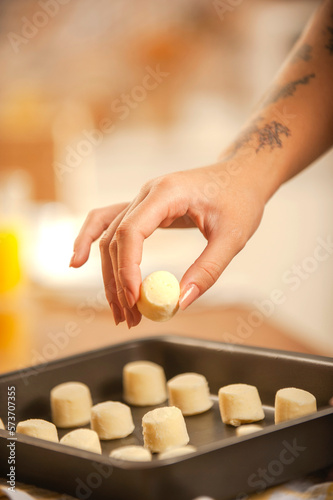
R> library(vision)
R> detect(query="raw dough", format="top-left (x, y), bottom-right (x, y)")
top-left (91, 401), bottom-right (134, 440)
top-left (167, 372), bottom-right (213, 416)
top-left (60, 428), bottom-right (101, 454)
top-left (158, 445), bottom-right (197, 460)
top-left (137, 271), bottom-right (180, 322)
top-left (218, 383), bottom-right (264, 427)
top-left (142, 406), bottom-right (189, 453)
top-left (123, 360), bottom-right (167, 406)
top-left (51, 382), bottom-right (92, 428)
top-left (275, 387), bottom-right (317, 424)
top-left (236, 424), bottom-right (263, 436)
top-left (110, 445), bottom-right (152, 462)
top-left (16, 419), bottom-right (58, 442)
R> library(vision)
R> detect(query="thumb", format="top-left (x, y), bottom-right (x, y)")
top-left (179, 229), bottom-right (244, 310)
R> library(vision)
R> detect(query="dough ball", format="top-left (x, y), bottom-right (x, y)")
top-left (137, 271), bottom-right (180, 322)
top-left (51, 382), bottom-right (92, 428)
top-left (218, 383), bottom-right (264, 427)
top-left (275, 387), bottom-right (317, 424)
top-left (142, 406), bottom-right (189, 453)
top-left (91, 401), bottom-right (134, 440)
top-left (167, 372), bottom-right (213, 416)
top-left (60, 428), bottom-right (101, 454)
top-left (158, 445), bottom-right (197, 460)
top-left (16, 419), bottom-right (58, 442)
top-left (0, 418), bottom-right (4, 430)
top-left (110, 445), bottom-right (152, 462)
top-left (235, 424), bottom-right (263, 437)
top-left (123, 360), bottom-right (167, 406)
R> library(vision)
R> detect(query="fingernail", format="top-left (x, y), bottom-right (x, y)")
top-left (124, 308), bottom-right (133, 329)
top-left (124, 287), bottom-right (136, 309)
top-left (110, 303), bottom-right (122, 325)
top-left (179, 283), bottom-right (200, 310)
top-left (69, 252), bottom-right (76, 267)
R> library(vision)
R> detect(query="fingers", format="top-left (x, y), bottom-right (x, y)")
top-left (99, 189), bottom-right (153, 327)
top-left (70, 203), bottom-right (129, 268)
top-left (99, 209), bottom-right (128, 326)
top-left (179, 228), bottom-right (246, 310)
top-left (112, 191), bottom-right (179, 311)
top-left (107, 231), bottom-right (142, 328)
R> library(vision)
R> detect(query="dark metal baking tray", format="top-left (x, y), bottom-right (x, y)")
top-left (0, 335), bottom-right (332, 500)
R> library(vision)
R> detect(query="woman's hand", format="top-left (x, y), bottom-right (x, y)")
top-left (70, 161), bottom-right (266, 328)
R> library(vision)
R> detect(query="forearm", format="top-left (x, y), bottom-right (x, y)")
top-left (219, 0), bottom-right (333, 203)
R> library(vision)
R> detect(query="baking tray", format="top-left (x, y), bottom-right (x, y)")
top-left (0, 335), bottom-right (332, 500)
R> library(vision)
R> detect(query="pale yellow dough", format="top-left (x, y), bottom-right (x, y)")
top-left (0, 418), bottom-right (4, 430)
top-left (218, 383), bottom-right (264, 427)
top-left (123, 360), bottom-right (167, 406)
top-left (16, 419), bottom-right (58, 442)
top-left (110, 445), bottom-right (152, 462)
top-left (236, 424), bottom-right (263, 436)
top-left (60, 428), bottom-right (101, 454)
top-left (275, 387), bottom-right (317, 424)
top-left (167, 372), bottom-right (213, 416)
top-left (51, 382), bottom-right (92, 428)
top-left (158, 445), bottom-right (197, 460)
top-left (142, 406), bottom-right (189, 453)
top-left (91, 401), bottom-right (134, 440)
top-left (137, 271), bottom-right (180, 322)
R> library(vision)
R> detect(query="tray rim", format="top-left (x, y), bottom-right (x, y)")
top-left (1, 334), bottom-right (333, 384)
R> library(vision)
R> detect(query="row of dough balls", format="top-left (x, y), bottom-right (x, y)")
top-left (122, 360), bottom-right (317, 426)
top-left (13, 406), bottom-right (195, 460)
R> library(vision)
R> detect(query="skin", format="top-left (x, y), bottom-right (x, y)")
top-left (70, 0), bottom-right (333, 328)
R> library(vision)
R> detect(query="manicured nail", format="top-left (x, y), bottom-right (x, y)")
top-left (124, 308), bottom-right (133, 329)
top-left (110, 303), bottom-right (122, 325)
top-left (69, 252), bottom-right (76, 267)
top-left (124, 287), bottom-right (136, 309)
top-left (179, 283), bottom-right (200, 310)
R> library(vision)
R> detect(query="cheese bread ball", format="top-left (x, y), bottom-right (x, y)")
top-left (51, 382), bottom-right (92, 428)
top-left (137, 271), bottom-right (180, 322)
top-left (16, 419), bottom-right (58, 442)
top-left (123, 360), bottom-right (167, 406)
top-left (110, 445), bottom-right (152, 462)
top-left (167, 372), bottom-right (213, 416)
top-left (60, 428), bottom-right (101, 454)
top-left (235, 424), bottom-right (263, 437)
top-left (91, 401), bottom-right (134, 440)
top-left (158, 445), bottom-right (197, 460)
top-left (142, 406), bottom-right (189, 453)
top-left (275, 387), bottom-right (317, 424)
top-left (218, 383), bottom-right (264, 427)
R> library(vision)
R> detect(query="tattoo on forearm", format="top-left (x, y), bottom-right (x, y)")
top-left (263, 73), bottom-right (315, 106)
top-left (256, 121), bottom-right (290, 152)
top-left (225, 119), bottom-right (291, 158)
top-left (326, 25), bottom-right (333, 54)
top-left (292, 44), bottom-right (312, 63)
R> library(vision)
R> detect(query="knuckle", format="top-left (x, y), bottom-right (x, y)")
top-left (104, 281), bottom-right (117, 297)
top-left (114, 222), bottom-right (130, 241)
top-left (155, 174), bottom-right (175, 191)
top-left (109, 238), bottom-right (118, 254)
top-left (198, 260), bottom-right (222, 285)
top-left (99, 234), bottom-right (109, 251)
top-left (229, 227), bottom-right (247, 251)
top-left (87, 208), bottom-right (99, 221)
top-left (205, 261), bottom-right (221, 283)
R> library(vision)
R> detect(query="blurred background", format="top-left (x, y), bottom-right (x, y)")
top-left (0, 0), bottom-right (332, 376)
